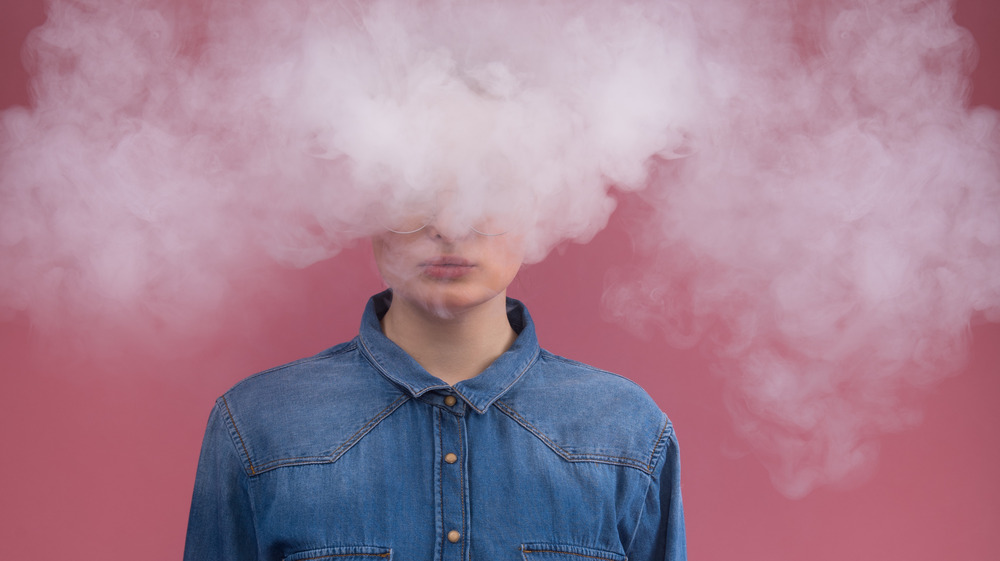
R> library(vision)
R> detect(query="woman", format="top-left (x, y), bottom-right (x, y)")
top-left (183, 209), bottom-right (686, 560)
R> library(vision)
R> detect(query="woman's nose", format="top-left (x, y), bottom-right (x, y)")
top-left (424, 212), bottom-right (471, 241)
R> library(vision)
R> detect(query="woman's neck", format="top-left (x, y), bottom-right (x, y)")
top-left (380, 291), bottom-right (517, 386)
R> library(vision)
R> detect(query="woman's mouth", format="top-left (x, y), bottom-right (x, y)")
top-left (420, 257), bottom-right (475, 280)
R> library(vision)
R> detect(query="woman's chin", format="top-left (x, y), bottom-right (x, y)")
top-left (403, 284), bottom-right (505, 320)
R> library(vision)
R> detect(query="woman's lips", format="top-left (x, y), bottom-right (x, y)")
top-left (420, 257), bottom-right (475, 280)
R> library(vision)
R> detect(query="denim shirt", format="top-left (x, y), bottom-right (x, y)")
top-left (184, 291), bottom-right (685, 561)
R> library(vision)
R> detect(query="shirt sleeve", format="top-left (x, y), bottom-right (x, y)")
top-left (626, 423), bottom-right (687, 561)
top-left (183, 399), bottom-right (259, 561)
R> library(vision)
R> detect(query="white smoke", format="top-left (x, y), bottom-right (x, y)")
top-left (1, 0), bottom-right (998, 495)
top-left (603, 0), bottom-right (1000, 496)
top-left (1, 0), bottom-right (702, 333)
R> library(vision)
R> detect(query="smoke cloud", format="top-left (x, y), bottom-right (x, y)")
top-left (603, 0), bottom-right (1000, 495)
top-left (1, 0), bottom-right (998, 495)
top-left (0, 0), bottom-right (702, 334)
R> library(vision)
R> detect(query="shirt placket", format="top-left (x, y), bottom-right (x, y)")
top-left (434, 392), bottom-right (469, 561)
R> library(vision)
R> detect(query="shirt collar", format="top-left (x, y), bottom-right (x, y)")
top-left (357, 290), bottom-right (540, 414)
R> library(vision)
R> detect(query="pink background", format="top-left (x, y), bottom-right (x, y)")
top-left (1, 1), bottom-right (998, 560)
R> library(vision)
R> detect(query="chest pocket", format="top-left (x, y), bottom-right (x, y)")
top-left (520, 543), bottom-right (626, 561)
top-left (283, 546), bottom-right (392, 561)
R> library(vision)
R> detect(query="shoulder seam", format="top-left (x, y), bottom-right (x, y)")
top-left (646, 416), bottom-right (673, 472)
top-left (537, 350), bottom-right (647, 391)
top-left (218, 395), bottom-right (258, 476)
top-left (227, 340), bottom-right (359, 392)
top-left (624, 418), bottom-right (677, 557)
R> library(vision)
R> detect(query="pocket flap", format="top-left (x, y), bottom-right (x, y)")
top-left (521, 543), bottom-right (626, 561)
top-left (284, 545), bottom-right (392, 561)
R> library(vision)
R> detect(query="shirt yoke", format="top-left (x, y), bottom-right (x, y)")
top-left (217, 344), bottom-right (671, 478)
top-left (494, 350), bottom-right (672, 475)
top-left (218, 340), bottom-right (410, 476)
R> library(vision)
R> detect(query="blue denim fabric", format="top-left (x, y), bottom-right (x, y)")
top-left (184, 290), bottom-right (685, 561)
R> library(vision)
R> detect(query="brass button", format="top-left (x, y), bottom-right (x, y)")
top-left (444, 453), bottom-right (458, 464)
top-left (447, 530), bottom-right (461, 543)
top-left (444, 395), bottom-right (457, 406)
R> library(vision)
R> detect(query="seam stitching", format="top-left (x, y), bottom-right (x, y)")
top-left (495, 401), bottom-right (654, 474)
top-left (290, 554), bottom-right (390, 561)
top-left (646, 418), bottom-right (670, 469)
top-left (249, 394), bottom-right (410, 474)
top-left (521, 547), bottom-right (623, 561)
top-left (221, 396), bottom-right (257, 476)
top-left (438, 409), bottom-right (445, 554)
top-left (459, 416), bottom-right (466, 550)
